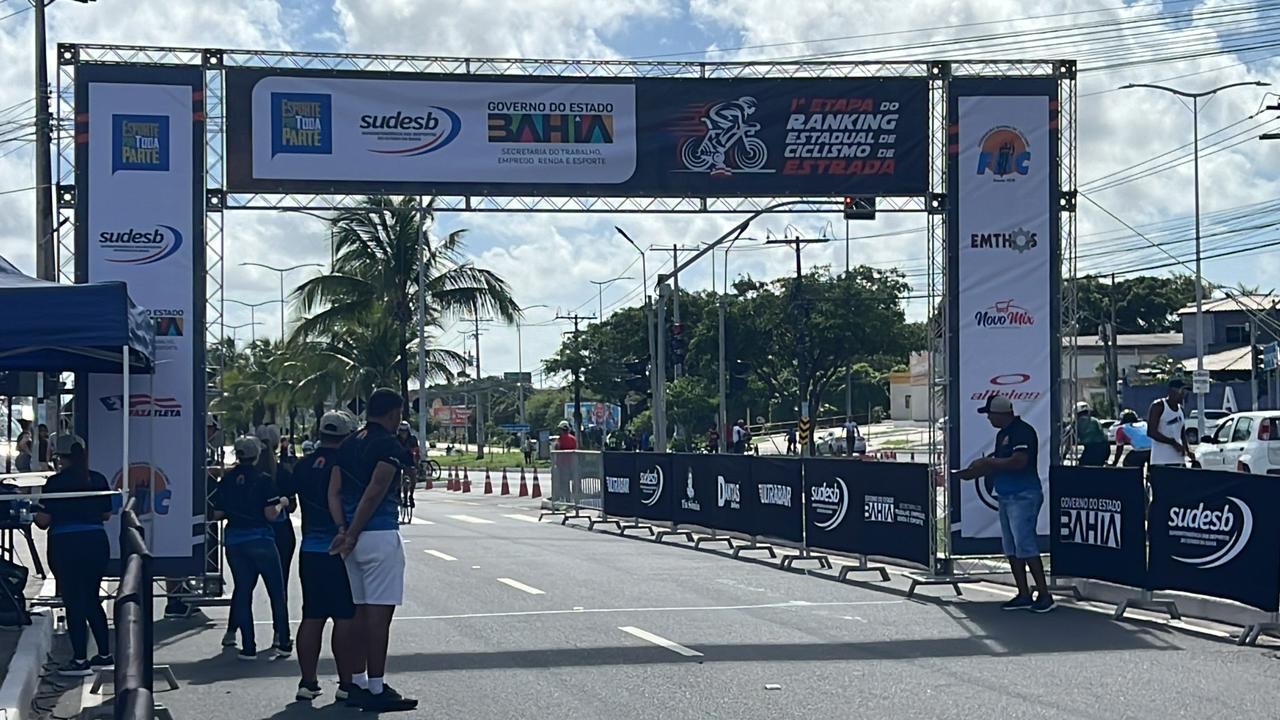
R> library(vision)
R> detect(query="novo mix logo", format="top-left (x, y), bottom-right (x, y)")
top-left (1169, 498), bottom-right (1253, 569)
top-left (97, 225), bottom-right (184, 265)
top-left (639, 465), bottom-right (664, 507)
top-left (272, 92), bottom-right (332, 156)
top-left (809, 477), bottom-right (849, 530)
top-left (361, 107), bottom-right (461, 157)
top-left (112, 114), bottom-right (169, 173)
top-left (975, 125), bottom-right (1031, 180)
top-left (974, 299), bottom-right (1035, 329)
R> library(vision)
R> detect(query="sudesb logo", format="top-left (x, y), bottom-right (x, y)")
top-left (639, 465), bottom-right (664, 507)
top-left (98, 225), bottom-right (183, 265)
top-left (809, 477), bottom-right (848, 531)
top-left (1169, 498), bottom-right (1253, 569)
top-left (360, 107), bottom-right (462, 157)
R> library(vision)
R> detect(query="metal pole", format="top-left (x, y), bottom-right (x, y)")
top-left (474, 314), bottom-right (483, 459)
top-left (655, 284), bottom-right (669, 452)
top-left (517, 320), bottom-right (526, 447)
top-left (644, 300), bottom-right (657, 448)
top-left (416, 199), bottom-right (428, 447)
top-left (718, 297), bottom-right (727, 453)
top-left (1193, 96), bottom-right (1206, 439)
top-left (795, 242), bottom-right (811, 456)
top-left (845, 220), bottom-right (852, 422)
top-left (1252, 318), bottom-right (1260, 411)
top-left (249, 306), bottom-right (256, 344)
top-left (598, 284), bottom-right (603, 323)
top-left (278, 273), bottom-right (286, 340)
top-left (34, 0), bottom-right (54, 282)
top-left (672, 246), bottom-right (682, 379)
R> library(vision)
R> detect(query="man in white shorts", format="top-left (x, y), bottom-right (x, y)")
top-left (329, 388), bottom-right (416, 713)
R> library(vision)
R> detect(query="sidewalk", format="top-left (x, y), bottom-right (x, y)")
top-left (0, 530), bottom-right (53, 720)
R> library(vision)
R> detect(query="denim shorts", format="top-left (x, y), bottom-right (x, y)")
top-left (998, 487), bottom-right (1043, 559)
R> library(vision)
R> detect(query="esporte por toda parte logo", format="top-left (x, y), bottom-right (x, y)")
top-left (271, 92), bottom-right (332, 156)
top-left (112, 114), bottom-right (169, 173)
top-left (97, 224), bottom-right (184, 265)
top-left (975, 125), bottom-right (1031, 180)
top-left (974, 299), bottom-right (1035, 329)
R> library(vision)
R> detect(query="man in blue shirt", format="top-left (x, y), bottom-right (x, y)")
top-left (289, 410), bottom-right (358, 702)
top-left (956, 396), bottom-right (1053, 613)
top-left (329, 389), bottom-right (417, 713)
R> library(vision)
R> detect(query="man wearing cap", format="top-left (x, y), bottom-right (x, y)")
top-left (956, 396), bottom-right (1053, 613)
top-left (291, 411), bottom-right (359, 702)
top-left (1147, 379), bottom-right (1192, 467)
top-left (555, 420), bottom-right (578, 451)
top-left (1075, 402), bottom-right (1109, 467)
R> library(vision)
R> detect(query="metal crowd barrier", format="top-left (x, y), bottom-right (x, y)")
top-left (114, 498), bottom-right (153, 720)
top-left (540, 451), bottom-right (603, 524)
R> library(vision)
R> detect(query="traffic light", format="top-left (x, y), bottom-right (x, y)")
top-left (1254, 342), bottom-right (1266, 374)
top-left (842, 195), bottom-right (876, 221)
top-left (669, 323), bottom-right (687, 366)
top-left (624, 358), bottom-right (650, 393)
top-left (729, 359), bottom-right (752, 393)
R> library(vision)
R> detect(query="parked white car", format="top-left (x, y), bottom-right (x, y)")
top-left (815, 429), bottom-right (866, 456)
top-left (1193, 411), bottom-right (1280, 475)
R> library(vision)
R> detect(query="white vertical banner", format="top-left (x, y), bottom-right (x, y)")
top-left (955, 95), bottom-right (1054, 542)
top-left (80, 68), bottom-right (203, 568)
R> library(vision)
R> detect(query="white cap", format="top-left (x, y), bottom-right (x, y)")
top-left (978, 396), bottom-right (1015, 415)
top-left (233, 436), bottom-right (262, 462)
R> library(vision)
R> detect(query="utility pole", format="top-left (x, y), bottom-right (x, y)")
top-left (1107, 273), bottom-right (1119, 414)
top-left (844, 219), bottom-right (853, 424)
top-left (654, 285), bottom-right (670, 452)
top-left (557, 312), bottom-right (595, 440)
top-left (671, 246), bottom-right (682, 378)
top-left (766, 233), bottom-right (829, 456)
top-left (416, 198), bottom-right (428, 447)
top-left (462, 313), bottom-right (492, 458)
top-left (34, 0), bottom-right (54, 282)
top-left (1252, 317), bottom-right (1260, 411)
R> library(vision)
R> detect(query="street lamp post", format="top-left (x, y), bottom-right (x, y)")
top-left (277, 208), bottom-right (339, 267)
top-left (615, 227), bottom-right (657, 448)
top-left (224, 321), bottom-right (261, 348)
top-left (226, 298), bottom-right (282, 345)
top-left (240, 262), bottom-right (323, 341)
top-left (589, 275), bottom-right (634, 322)
top-left (516, 304), bottom-right (550, 451)
top-left (1121, 80), bottom-right (1269, 438)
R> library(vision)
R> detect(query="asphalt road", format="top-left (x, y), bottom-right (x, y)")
top-left (93, 490), bottom-right (1280, 719)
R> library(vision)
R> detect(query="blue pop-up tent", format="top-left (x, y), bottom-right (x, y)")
top-left (0, 256), bottom-right (154, 373)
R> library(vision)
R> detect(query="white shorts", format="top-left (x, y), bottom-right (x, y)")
top-left (343, 530), bottom-right (405, 606)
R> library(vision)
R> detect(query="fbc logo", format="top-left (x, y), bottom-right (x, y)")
top-left (272, 92), bottom-right (332, 156)
top-left (111, 463), bottom-right (172, 516)
top-left (112, 114), bottom-right (168, 174)
top-left (360, 107), bottom-right (461, 157)
top-left (97, 224), bottom-right (184, 265)
top-left (976, 126), bottom-right (1031, 179)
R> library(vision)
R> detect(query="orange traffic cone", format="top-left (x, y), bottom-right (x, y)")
top-left (447, 466), bottom-right (457, 491)
top-left (500, 469), bottom-right (510, 496)
top-left (462, 467), bottom-right (471, 493)
top-left (531, 467), bottom-right (542, 499)
top-left (518, 467), bottom-right (529, 497)
top-left (483, 468), bottom-right (494, 495)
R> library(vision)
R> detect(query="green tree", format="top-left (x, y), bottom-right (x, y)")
top-left (292, 196), bottom-right (520, 407)
top-left (1075, 275), bottom-right (1198, 336)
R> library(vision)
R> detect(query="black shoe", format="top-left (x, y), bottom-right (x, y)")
top-left (272, 639), bottom-right (293, 659)
top-left (1001, 594), bottom-right (1034, 611)
top-left (343, 686), bottom-right (370, 707)
top-left (237, 649), bottom-right (257, 662)
top-left (295, 680), bottom-right (323, 701)
top-left (88, 654), bottom-right (113, 668)
top-left (57, 659), bottom-right (93, 677)
top-left (162, 601), bottom-right (189, 619)
top-left (336, 683), bottom-right (360, 701)
top-left (359, 685), bottom-right (418, 713)
top-left (1031, 592), bottom-right (1057, 614)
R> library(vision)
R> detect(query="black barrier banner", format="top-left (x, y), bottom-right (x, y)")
top-left (224, 68), bottom-right (929, 197)
top-left (804, 458), bottom-right (931, 567)
top-left (1148, 466), bottom-right (1280, 611)
top-left (708, 453), bottom-right (755, 537)
top-left (602, 452), bottom-right (636, 519)
top-left (631, 452), bottom-right (674, 523)
top-left (670, 453), bottom-right (716, 530)
top-left (750, 457), bottom-right (804, 544)
top-left (1049, 466), bottom-right (1146, 588)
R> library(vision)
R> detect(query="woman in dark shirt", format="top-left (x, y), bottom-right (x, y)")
top-left (212, 436), bottom-right (291, 660)
top-left (34, 435), bottom-right (112, 676)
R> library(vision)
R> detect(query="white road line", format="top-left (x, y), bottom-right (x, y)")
top-left (408, 516), bottom-right (435, 525)
top-left (423, 550), bottom-right (457, 562)
top-left (448, 514), bottom-right (495, 525)
top-left (496, 578), bottom-right (545, 595)
top-left (618, 626), bottom-right (703, 657)
top-left (502, 514), bottom-right (540, 523)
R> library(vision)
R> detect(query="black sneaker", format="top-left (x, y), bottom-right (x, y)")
top-left (359, 685), bottom-right (418, 713)
top-left (1031, 592), bottom-right (1056, 614)
top-left (343, 686), bottom-right (370, 707)
top-left (335, 683), bottom-right (359, 701)
top-left (237, 649), bottom-right (257, 662)
top-left (295, 680), bottom-right (323, 701)
top-left (1001, 594), bottom-right (1034, 611)
top-left (89, 654), bottom-right (113, 668)
top-left (272, 639), bottom-right (293, 659)
top-left (162, 601), bottom-right (189, 619)
top-left (57, 659), bottom-right (93, 677)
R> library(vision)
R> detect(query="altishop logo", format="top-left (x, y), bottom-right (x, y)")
top-left (639, 465), bottom-right (664, 507)
top-left (975, 125), bottom-right (1031, 180)
top-left (360, 107), bottom-right (462, 157)
top-left (975, 299), bottom-right (1035, 329)
top-left (272, 93), bottom-right (332, 156)
top-left (98, 225), bottom-right (183, 265)
top-left (969, 228), bottom-right (1037, 253)
top-left (1169, 498), bottom-right (1253, 569)
top-left (810, 477), bottom-right (848, 531)
top-left (971, 373), bottom-right (1042, 403)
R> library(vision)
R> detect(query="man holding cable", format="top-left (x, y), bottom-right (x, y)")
top-left (328, 389), bottom-right (417, 713)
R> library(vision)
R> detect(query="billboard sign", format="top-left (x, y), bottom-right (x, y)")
top-left (564, 402), bottom-right (621, 432)
top-left (225, 69), bottom-right (929, 198)
top-left (430, 405), bottom-right (472, 428)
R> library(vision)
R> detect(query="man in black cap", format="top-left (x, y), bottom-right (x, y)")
top-left (1147, 378), bottom-right (1192, 467)
top-left (956, 396), bottom-right (1053, 613)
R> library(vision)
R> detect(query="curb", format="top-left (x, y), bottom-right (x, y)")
top-left (0, 613), bottom-right (52, 720)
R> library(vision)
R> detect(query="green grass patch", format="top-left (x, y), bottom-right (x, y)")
top-left (435, 451), bottom-right (550, 470)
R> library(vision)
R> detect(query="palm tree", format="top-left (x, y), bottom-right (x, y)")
top-left (292, 196), bottom-right (520, 407)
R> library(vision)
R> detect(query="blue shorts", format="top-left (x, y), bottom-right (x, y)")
top-left (998, 487), bottom-right (1043, 559)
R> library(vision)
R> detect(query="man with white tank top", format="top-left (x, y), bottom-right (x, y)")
top-left (1147, 378), bottom-right (1191, 467)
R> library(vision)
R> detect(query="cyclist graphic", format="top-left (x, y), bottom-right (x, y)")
top-left (681, 96), bottom-right (768, 175)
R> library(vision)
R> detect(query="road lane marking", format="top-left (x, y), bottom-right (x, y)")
top-left (619, 626), bottom-right (702, 657)
top-left (448, 514), bottom-right (495, 524)
top-left (496, 578), bottom-right (545, 595)
top-left (408, 516), bottom-right (434, 525)
top-left (502, 514), bottom-right (540, 523)
top-left (423, 550), bottom-right (457, 562)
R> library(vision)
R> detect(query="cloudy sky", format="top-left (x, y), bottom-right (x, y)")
top-left (0, 0), bottom-right (1277, 385)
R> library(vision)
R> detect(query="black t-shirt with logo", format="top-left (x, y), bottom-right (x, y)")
top-left (290, 447), bottom-right (341, 551)
top-left (212, 464), bottom-right (279, 544)
top-left (336, 423), bottom-right (407, 533)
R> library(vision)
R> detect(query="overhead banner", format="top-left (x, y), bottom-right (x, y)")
top-left (804, 459), bottom-right (931, 567)
top-left (1148, 466), bottom-right (1280, 612)
top-left (1049, 466), bottom-right (1147, 588)
top-left (948, 79), bottom-right (1060, 556)
top-left (224, 68), bottom-right (929, 197)
top-left (76, 64), bottom-right (206, 576)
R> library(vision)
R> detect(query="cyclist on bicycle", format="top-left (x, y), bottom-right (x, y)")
top-left (395, 422), bottom-right (420, 510)
top-left (700, 96), bottom-right (758, 173)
